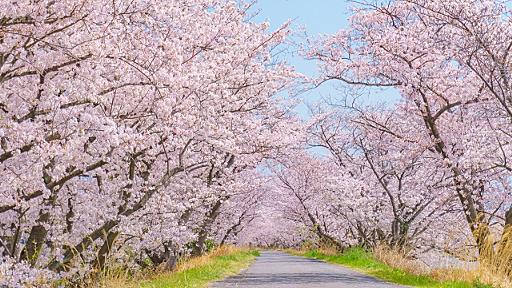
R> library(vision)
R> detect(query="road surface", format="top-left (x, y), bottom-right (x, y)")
top-left (211, 251), bottom-right (405, 288)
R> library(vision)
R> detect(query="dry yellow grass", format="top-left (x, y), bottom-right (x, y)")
top-left (95, 266), bottom-right (143, 288)
top-left (372, 244), bottom-right (428, 275)
top-left (372, 243), bottom-right (512, 288)
top-left (430, 266), bottom-right (511, 288)
top-left (174, 245), bottom-right (244, 272)
top-left (428, 239), bottom-right (512, 288)
top-left (98, 245), bottom-right (253, 288)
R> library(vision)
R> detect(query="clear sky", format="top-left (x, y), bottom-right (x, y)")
top-left (251, 0), bottom-right (401, 117)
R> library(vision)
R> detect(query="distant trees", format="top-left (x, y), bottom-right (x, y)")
top-left (264, 111), bottom-right (460, 254)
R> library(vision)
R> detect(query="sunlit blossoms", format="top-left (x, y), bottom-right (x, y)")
top-left (0, 0), bottom-right (299, 285)
top-left (3, 0), bottom-right (512, 286)
top-left (240, 0), bottom-right (512, 274)
top-left (307, 0), bottom-right (512, 266)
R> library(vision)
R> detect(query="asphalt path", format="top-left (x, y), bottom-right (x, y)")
top-left (210, 251), bottom-right (405, 288)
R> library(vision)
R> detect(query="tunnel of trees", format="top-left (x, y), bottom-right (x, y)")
top-left (1, 0), bottom-right (512, 286)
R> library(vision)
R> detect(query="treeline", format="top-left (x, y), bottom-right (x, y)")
top-left (0, 1), bottom-right (298, 286)
top-left (267, 0), bottom-right (512, 277)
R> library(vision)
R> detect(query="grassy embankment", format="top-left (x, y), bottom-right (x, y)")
top-left (290, 247), bottom-right (501, 288)
top-left (102, 246), bottom-right (258, 288)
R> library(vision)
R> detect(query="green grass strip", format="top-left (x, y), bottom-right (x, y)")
top-left (293, 248), bottom-right (491, 288)
top-left (140, 249), bottom-right (259, 288)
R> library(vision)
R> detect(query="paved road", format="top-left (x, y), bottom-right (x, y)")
top-left (211, 251), bottom-right (405, 288)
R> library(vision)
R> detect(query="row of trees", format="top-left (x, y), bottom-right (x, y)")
top-left (0, 0), bottom-right (299, 286)
top-left (260, 0), bottom-right (512, 275)
top-left (3, 0), bottom-right (512, 286)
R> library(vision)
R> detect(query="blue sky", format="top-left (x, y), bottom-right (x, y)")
top-left (251, 0), bottom-right (401, 117)
top-left (253, 0), bottom-right (350, 37)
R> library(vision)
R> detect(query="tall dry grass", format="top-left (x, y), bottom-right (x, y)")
top-left (372, 244), bottom-right (428, 275)
top-left (173, 245), bottom-right (244, 272)
top-left (97, 245), bottom-right (246, 288)
top-left (372, 243), bottom-right (512, 288)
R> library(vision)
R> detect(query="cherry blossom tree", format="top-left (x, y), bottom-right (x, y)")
top-left (308, 104), bottom-right (467, 253)
top-left (0, 0), bottom-right (299, 285)
top-left (311, 0), bottom-right (512, 264)
top-left (271, 153), bottom-right (344, 249)
top-left (6, 0), bottom-right (512, 285)
top-left (235, 181), bottom-right (315, 249)
top-left (212, 172), bottom-right (267, 247)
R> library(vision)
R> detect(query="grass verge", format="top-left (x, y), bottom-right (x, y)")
top-left (104, 246), bottom-right (259, 288)
top-left (289, 248), bottom-right (492, 288)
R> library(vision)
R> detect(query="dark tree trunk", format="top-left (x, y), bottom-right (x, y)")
top-left (145, 242), bottom-right (180, 271)
top-left (20, 213), bottom-right (49, 265)
top-left (93, 231), bottom-right (119, 271)
top-left (193, 199), bottom-right (223, 256)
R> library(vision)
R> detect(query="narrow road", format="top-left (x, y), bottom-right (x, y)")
top-left (211, 251), bottom-right (405, 288)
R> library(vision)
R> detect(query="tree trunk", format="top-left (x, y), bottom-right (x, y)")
top-left (417, 97), bottom-right (492, 258)
top-left (164, 252), bottom-right (179, 271)
top-left (93, 231), bottom-right (119, 271)
top-left (193, 199), bottom-right (223, 256)
top-left (496, 206), bottom-right (512, 274)
top-left (390, 219), bottom-right (409, 250)
top-left (20, 212), bottom-right (49, 265)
